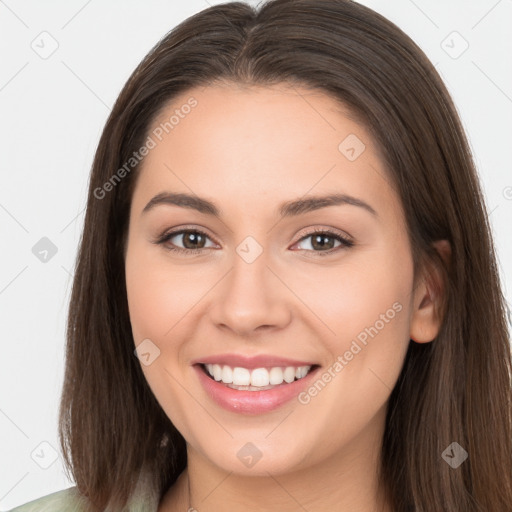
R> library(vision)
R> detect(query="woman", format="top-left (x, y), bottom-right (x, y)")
top-left (10, 0), bottom-right (512, 510)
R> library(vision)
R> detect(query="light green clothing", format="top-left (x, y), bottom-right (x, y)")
top-left (7, 470), bottom-right (160, 512)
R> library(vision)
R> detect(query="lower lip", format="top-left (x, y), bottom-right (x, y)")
top-left (193, 364), bottom-right (320, 414)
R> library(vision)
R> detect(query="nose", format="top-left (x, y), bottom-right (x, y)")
top-left (207, 249), bottom-right (292, 338)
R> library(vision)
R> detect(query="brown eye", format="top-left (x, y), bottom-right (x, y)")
top-left (155, 228), bottom-right (216, 254)
top-left (293, 229), bottom-right (354, 256)
top-left (178, 231), bottom-right (208, 249)
top-left (310, 233), bottom-right (337, 250)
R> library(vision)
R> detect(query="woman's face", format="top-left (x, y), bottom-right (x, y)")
top-left (125, 83), bottom-right (431, 476)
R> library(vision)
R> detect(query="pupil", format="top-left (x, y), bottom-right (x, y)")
top-left (184, 232), bottom-right (204, 249)
top-left (312, 234), bottom-right (334, 250)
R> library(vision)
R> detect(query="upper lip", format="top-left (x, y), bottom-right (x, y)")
top-left (192, 353), bottom-right (318, 369)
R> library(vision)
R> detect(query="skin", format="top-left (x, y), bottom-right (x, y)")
top-left (124, 82), bottom-right (446, 512)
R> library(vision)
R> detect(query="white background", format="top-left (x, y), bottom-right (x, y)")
top-left (0, 0), bottom-right (511, 508)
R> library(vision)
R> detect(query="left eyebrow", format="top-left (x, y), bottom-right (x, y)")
top-left (279, 193), bottom-right (378, 218)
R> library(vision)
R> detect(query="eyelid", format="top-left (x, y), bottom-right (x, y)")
top-left (154, 224), bottom-right (354, 256)
top-left (290, 226), bottom-right (354, 256)
top-left (154, 224), bottom-right (219, 247)
top-left (158, 224), bottom-right (215, 236)
top-left (293, 225), bottom-right (353, 244)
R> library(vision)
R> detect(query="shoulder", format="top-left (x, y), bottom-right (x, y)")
top-left (7, 472), bottom-right (161, 512)
top-left (7, 486), bottom-right (89, 512)
top-left (7, 469), bottom-right (161, 512)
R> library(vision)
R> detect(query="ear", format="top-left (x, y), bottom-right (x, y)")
top-left (410, 240), bottom-right (451, 344)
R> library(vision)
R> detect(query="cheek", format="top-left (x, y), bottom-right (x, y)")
top-left (292, 243), bottom-right (413, 350)
top-left (125, 242), bottom-right (198, 435)
top-left (125, 243), bottom-right (203, 344)
top-left (125, 259), bottom-right (168, 344)
top-left (302, 241), bottom-right (414, 430)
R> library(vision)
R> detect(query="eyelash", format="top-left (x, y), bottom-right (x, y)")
top-left (154, 226), bottom-right (354, 257)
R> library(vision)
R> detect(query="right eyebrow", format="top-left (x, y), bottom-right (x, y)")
top-left (142, 192), bottom-right (220, 217)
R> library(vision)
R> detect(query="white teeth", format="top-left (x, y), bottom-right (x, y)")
top-left (250, 368), bottom-right (269, 387)
top-left (232, 367), bottom-right (251, 386)
top-left (204, 364), bottom-right (313, 388)
top-left (269, 367), bottom-right (284, 385)
top-left (212, 364), bottom-right (222, 381)
top-left (283, 367), bottom-right (296, 383)
top-left (221, 365), bottom-right (233, 383)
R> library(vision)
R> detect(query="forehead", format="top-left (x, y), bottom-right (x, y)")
top-left (132, 82), bottom-right (401, 225)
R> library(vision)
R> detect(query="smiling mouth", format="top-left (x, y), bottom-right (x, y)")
top-left (199, 363), bottom-right (319, 391)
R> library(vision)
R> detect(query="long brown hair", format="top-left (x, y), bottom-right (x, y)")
top-left (58, 1), bottom-right (512, 510)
